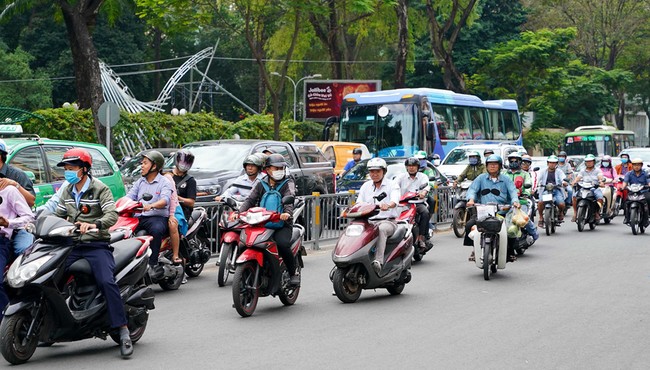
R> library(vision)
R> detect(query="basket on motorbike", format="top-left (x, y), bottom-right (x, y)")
top-left (474, 204), bottom-right (502, 233)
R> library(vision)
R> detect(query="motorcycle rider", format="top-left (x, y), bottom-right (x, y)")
top-left (53, 148), bottom-right (133, 357)
top-left (502, 153), bottom-right (539, 242)
top-left (240, 153), bottom-right (300, 285)
top-left (557, 151), bottom-right (574, 205)
top-left (126, 150), bottom-right (174, 279)
top-left (356, 157), bottom-right (401, 274)
top-left (430, 153), bottom-right (442, 167)
top-left (215, 154), bottom-right (264, 202)
top-left (171, 149), bottom-right (197, 220)
top-left (599, 155), bottom-right (618, 218)
top-left (343, 148), bottom-right (363, 172)
top-left (521, 155), bottom-right (537, 190)
top-left (621, 158), bottom-right (650, 225)
top-left (396, 157), bottom-right (431, 249)
top-left (536, 155), bottom-right (567, 226)
top-left (616, 153), bottom-right (633, 177)
top-left (571, 154), bottom-right (605, 222)
top-left (464, 154), bottom-right (520, 262)
top-left (453, 151), bottom-right (484, 187)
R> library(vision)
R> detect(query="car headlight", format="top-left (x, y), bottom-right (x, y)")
top-left (197, 185), bottom-right (221, 196)
top-left (7, 255), bottom-right (53, 288)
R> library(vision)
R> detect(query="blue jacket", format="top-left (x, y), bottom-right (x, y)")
top-left (467, 173), bottom-right (519, 206)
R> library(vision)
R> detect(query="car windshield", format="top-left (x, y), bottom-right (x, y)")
top-left (442, 148), bottom-right (486, 165)
top-left (342, 161), bottom-right (404, 181)
top-left (184, 144), bottom-right (251, 171)
top-left (621, 150), bottom-right (650, 163)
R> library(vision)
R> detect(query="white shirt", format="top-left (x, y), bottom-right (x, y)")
top-left (222, 174), bottom-right (261, 200)
top-left (395, 172), bottom-right (429, 196)
top-left (357, 178), bottom-right (401, 218)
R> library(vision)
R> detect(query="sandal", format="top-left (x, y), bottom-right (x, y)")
top-left (468, 251), bottom-right (475, 262)
top-left (507, 254), bottom-right (517, 262)
top-left (537, 220), bottom-right (544, 228)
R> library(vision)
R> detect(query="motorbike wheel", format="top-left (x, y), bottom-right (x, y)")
top-left (630, 208), bottom-right (639, 235)
top-left (544, 208), bottom-right (552, 236)
top-left (452, 208), bottom-right (466, 238)
top-left (159, 266), bottom-right (184, 291)
top-left (332, 268), bottom-right (362, 303)
top-left (0, 310), bottom-right (39, 365)
top-left (386, 283), bottom-right (405, 295)
top-left (110, 317), bottom-right (148, 345)
top-left (185, 236), bottom-right (209, 278)
top-left (217, 242), bottom-right (233, 287)
top-left (576, 206), bottom-right (586, 232)
top-left (483, 242), bottom-right (492, 281)
top-left (279, 256), bottom-right (302, 306)
top-left (614, 198), bottom-right (622, 216)
top-left (232, 261), bottom-right (260, 317)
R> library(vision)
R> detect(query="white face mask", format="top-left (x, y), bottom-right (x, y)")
top-left (271, 169), bottom-right (285, 181)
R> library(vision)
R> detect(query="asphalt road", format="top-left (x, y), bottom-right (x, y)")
top-left (7, 217), bottom-right (650, 369)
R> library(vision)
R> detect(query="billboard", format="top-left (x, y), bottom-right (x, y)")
top-left (303, 80), bottom-right (381, 121)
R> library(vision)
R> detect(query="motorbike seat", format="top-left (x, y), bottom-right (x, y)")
top-left (386, 224), bottom-right (407, 243)
top-left (187, 209), bottom-right (202, 228)
top-left (290, 227), bottom-right (302, 244)
top-left (68, 239), bottom-right (143, 277)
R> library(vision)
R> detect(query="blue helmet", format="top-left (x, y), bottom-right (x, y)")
top-left (485, 154), bottom-right (503, 166)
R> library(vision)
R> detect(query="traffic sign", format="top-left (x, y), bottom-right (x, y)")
top-left (98, 101), bottom-right (120, 127)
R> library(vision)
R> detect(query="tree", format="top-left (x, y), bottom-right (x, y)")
top-left (0, 42), bottom-right (52, 110)
top-left (393, 0), bottom-right (408, 88)
top-left (424, 0), bottom-right (480, 92)
top-left (0, 0), bottom-right (129, 145)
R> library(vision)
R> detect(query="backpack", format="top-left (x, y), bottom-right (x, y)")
top-left (259, 179), bottom-right (289, 229)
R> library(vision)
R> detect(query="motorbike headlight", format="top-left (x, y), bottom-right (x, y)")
top-left (345, 224), bottom-right (364, 237)
top-left (7, 255), bottom-right (53, 288)
top-left (240, 212), bottom-right (270, 225)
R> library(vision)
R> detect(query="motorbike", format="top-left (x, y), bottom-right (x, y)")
top-left (614, 177), bottom-right (627, 217)
top-left (513, 194), bottom-right (536, 256)
top-left (452, 179), bottom-right (474, 238)
top-left (398, 183), bottom-right (433, 261)
top-left (231, 196), bottom-right (306, 317)
top-left (0, 216), bottom-right (155, 365)
top-left (216, 197), bottom-right (244, 287)
top-left (330, 192), bottom-right (414, 303)
top-left (625, 184), bottom-right (649, 235)
top-left (467, 203), bottom-right (510, 280)
top-left (540, 183), bottom-right (563, 236)
top-left (574, 181), bottom-right (600, 232)
top-left (600, 178), bottom-right (617, 224)
top-left (110, 195), bottom-right (184, 290)
top-left (182, 206), bottom-right (212, 277)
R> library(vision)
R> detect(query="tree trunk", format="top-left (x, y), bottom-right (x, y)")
top-left (616, 97), bottom-right (626, 130)
top-left (59, 1), bottom-right (106, 146)
top-left (272, 97), bottom-right (281, 140)
top-left (394, 0), bottom-right (408, 88)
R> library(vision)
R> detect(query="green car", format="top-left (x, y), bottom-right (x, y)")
top-left (3, 137), bottom-right (126, 207)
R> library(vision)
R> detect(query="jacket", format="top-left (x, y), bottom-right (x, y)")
top-left (55, 177), bottom-right (117, 242)
top-left (457, 164), bottom-right (485, 182)
top-left (240, 177), bottom-right (296, 225)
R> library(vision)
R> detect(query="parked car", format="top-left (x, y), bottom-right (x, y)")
top-left (178, 140), bottom-right (336, 202)
top-left (311, 141), bottom-right (371, 175)
top-left (120, 148), bottom-right (178, 190)
top-left (336, 157), bottom-right (448, 193)
top-left (438, 143), bottom-right (526, 178)
top-left (2, 137), bottom-right (126, 207)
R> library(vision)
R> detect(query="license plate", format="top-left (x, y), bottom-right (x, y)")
top-left (542, 193), bottom-right (552, 202)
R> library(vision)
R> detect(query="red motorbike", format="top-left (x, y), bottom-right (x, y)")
top-left (397, 184), bottom-right (432, 262)
top-left (615, 176), bottom-right (627, 217)
top-left (216, 197), bottom-right (244, 287)
top-left (231, 196), bottom-right (305, 317)
top-left (110, 195), bottom-right (185, 291)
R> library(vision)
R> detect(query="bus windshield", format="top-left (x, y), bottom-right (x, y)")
top-left (339, 103), bottom-right (420, 157)
top-left (564, 131), bottom-right (635, 157)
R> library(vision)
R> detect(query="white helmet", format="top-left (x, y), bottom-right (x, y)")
top-left (367, 157), bottom-right (387, 171)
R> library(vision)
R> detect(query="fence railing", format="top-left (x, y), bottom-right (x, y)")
top-left (194, 186), bottom-right (458, 253)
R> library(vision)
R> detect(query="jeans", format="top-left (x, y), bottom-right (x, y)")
top-left (0, 236), bottom-right (10, 316)
top-left (137, 216), bottom-right (169, 266)
top-left (12, 229), bottom-right (34, 255)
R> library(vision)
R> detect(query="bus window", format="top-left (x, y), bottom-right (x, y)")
top-left (502, 110), bottom-right (520, 140)
top-left (433, 106), bottom-right (453, 140)
top-left (451, 107), bottom-right (470, 140)
top-left (469, 108), bottom-right (486, 140)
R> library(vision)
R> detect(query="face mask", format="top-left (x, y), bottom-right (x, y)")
top-left (271, 169), bottom-right (285, 181)
top-left (65, 169), bottom-right (81, 185)
top-left (602, 162), bottom-right (610, 168)
top-left (622, 158), bottom-right (628, 164)
top-left (509, 161), bottom-right (520, 170)
top-left (558, 157), bottom-right (566, 163)
top-left (433, 159), bottom-right (441, 167)
top-left (468, 157), bottom-right (478, 165)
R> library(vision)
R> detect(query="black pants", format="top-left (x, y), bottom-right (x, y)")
top-left (273, 225), bottom-right (296, 276)
top-left (137, 216), bottom-right (169, 266)
top-left (415, 203), bottom-right (430, 238)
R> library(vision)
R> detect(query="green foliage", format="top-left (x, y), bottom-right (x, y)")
top-left (523, 129), bottom-right (566, 154)
top-left (0, 43), bottom-right (52, 110)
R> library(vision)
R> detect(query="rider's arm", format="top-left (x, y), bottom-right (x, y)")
top-left (178, 177), bottom-right (196, 208)
top-left (239, 182), bottom-right (262, 212)
top-left (504, 176), bottom-right (520, 207)
top-left (280, 179), bottom-right (296, 216)
top-left (4, 187), bottom-right (34, 229)
top-left (125, 178), bottom-right (141, 201)
top-left (465, 174), bottom-right (483, 203)
top-left (388, 181), bottom-right (401, 208)
top-left (94, 185), bottom-right (118, 230)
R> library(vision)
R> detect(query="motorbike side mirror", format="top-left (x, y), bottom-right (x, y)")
top-left (282, 195), bottom-right (295, 205)
top-left (533, 167), bottom-right (540, 171)
top-left (224, 197), bottom-right (238, 209)
top-left (374, 192), bottom-right (387, 201)
top-left (524, 183), bottom-right (532, 189)
top-left (142, 193), bottom-right (154, 202)
top-left (419, 183), bottom-right (429, 190)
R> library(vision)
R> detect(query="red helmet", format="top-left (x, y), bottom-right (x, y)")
top-left (57, 148), bottom-right (92, 168)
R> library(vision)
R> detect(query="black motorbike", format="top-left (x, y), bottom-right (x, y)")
top-left (575, 181), bottom-right (600, 232)
top-left (541, 183), bottom-right (563, 236)
top-left (0, 216), bottom-right (155, 365)
top-left (182, 206), bottom-right (212, 277)
top-left (625, 184), bottom-right (649, 235)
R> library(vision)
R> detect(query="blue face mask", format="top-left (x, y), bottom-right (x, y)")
top-left (622, 158), bottom-right (628, 164)
top-left (602, 162), bottom-right (610, 168)
top-left (558, 157), bottom-right (566, 163)
top-left (65, 169), bottom-right (81, 185)
top-left (468, 157), bottom-right (478, 165)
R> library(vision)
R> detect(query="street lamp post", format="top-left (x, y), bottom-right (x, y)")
top-left (271, 72), bottom-right (322, 121)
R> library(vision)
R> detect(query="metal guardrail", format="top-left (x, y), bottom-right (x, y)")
top-left (194, 186), bottom-right (458, 254)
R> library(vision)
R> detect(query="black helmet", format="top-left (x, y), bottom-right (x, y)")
top-left (264, 153), bottom-right (287, 168)
top-left (404, 157), bottom-right (419, 167)
top-left (352, 148), bottom-right (362, 155)
top-left (143, 150), bottom-right (165, 172)
top-left (175, 149), bottom-right (194, 172)
top-left (483, 148), bottom-right (495, 156)
top-left (243, 154), bottom-right (263, 169)
top-left (558, 151), bottom-right (567, 157)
